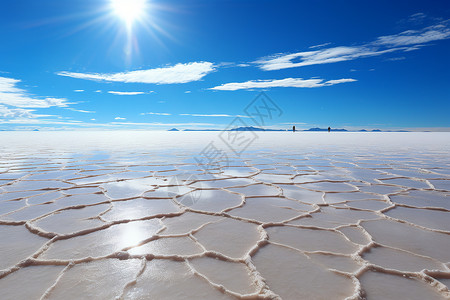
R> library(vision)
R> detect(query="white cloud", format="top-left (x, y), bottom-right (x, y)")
top-left (95, 90), bottom-right (102, 93)
top-left (0, 105), bottom-right (37, 118)
top-left (0, 77), bottom-right (70, 108)
top-left (57, 62), bottom-right (215, 84)
top-left (180, 113), bottom-right (232, 117)
top-left (256, 47), bottom-right (404, 71)
top-left (179, 113), bottom-right (252, 118)
top-left (386, 57), bottom-right (406, 61)
top-left (210, 77), bottom-right (356, 91)
top-left (65, 108), bottom-right (96, 113)
top-left (108, 91), bottom-right (146, 95)
top-left (256, 21), bottom-right (450, 71)
top-left (184, 91), bottom-right (191, 93)
top-left (140, 112), bottom-right (171, 116)
top-left (408, 13), bottom-right (427, 22)
top-left (374, 24), bottom-right (450, 46)
top-left (110, 122), bottom-right (216, 127)
top-left (115, 117), bottom-right (126, 120)
top-left (91, 118), bottom-right (96, 121)
top-left (309, 42), bottom-right (332, 49)
top-left (0, 118), bottom-right (94, 126)
top-left (74, 89), bottom-right (84, 92)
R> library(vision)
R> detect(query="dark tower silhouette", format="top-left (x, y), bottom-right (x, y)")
top-left (293, 126), bottom-right (296, 132)
top-left (328, 127), bottom-right (331, 132)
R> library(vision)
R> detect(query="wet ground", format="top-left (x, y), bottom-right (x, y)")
top-left (0, 131), bottom-right (449, 299)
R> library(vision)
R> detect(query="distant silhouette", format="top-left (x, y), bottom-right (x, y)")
top-left (328, 127), bottom-right (331, 132)
top-left (293, 126), bottom-right (296, 132)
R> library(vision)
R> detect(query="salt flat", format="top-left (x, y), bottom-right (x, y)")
top-left (0, 131), bottom-right (449, 299)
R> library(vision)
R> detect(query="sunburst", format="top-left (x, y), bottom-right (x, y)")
top-left (110, 0), bottom-right (148, 28)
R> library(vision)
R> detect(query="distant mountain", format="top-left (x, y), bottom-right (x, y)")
top-left (331, 129), bottom-right (348, 132)
top-left (170, 127), bottom-right (413, 132)
top-left (230, 126), bottom-right (265, 131)
top-left (230, 126), bottom-right (286, 131)
top-left (305, 127), bottom-right (347, 132)
top-left (305, 127), bottom-right (325, 131)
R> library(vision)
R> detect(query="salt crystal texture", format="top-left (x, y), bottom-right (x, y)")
top-left (0, 131), bottom-right (449, 299)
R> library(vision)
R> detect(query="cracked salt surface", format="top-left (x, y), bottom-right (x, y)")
top-left (0, 131), bottom-right (450, 299)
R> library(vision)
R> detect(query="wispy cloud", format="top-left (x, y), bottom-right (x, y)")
top-left (108, 91), bottom-right (146, 95)
top-left (74, 89), bottom-right (84, 92)
top-left (309, 42), bottom-right (332, 49)
top-left (408, 13), bottom-right (427, 24)
top-left (180, 113), bottom-right (232, 117)
top-left (140, 112), bottom-right (171, 116)
top-left (115, 117), bottom-right (126, 120)
top-left (65, 108), bottom-right (96, 113)
top-left (386, 57), bottom-right (406, 61)
top-left (256, 21), bottom-right (450, 71)
top-left (57, 62), bottom-right (215, 84)
top-left (210, 77), bottom-right (356, 91)
top-left (374, 23), bottom-right (450, 46)
top-left (179, 113), bottom-right (251, 118)
top-left (0, 117), bottom-right (94, 126)
top-left (0, 76), bottom-right (70, 108)
top-left (110, 122), bottom-right (216, 127)
top-left (0, 105), bottom-right (49, 119)
top-left (255, 47), bottom-right (402, 71)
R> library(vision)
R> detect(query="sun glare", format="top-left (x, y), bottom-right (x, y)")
top-left (111, 0), bottom-right (147, 25)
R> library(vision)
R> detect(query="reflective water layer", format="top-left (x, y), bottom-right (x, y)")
top-left (0, 131), bottom-right (449, 299)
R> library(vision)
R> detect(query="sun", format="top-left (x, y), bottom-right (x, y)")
top-left (111, 0), bottom-right (147, 26)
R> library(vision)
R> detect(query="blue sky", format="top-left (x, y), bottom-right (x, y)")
top-left (0, 0), bottom-right (449, 131)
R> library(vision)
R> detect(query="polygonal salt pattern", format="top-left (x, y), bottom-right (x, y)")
top-left (0, 138), bottom-right (449, 299)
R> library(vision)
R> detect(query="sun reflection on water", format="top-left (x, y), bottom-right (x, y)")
top-left (118, 222), bottom-right (148, 248)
